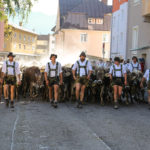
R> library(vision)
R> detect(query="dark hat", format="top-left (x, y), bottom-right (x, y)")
top-left (50, 54), bottom-right (57, 59)
top-left (80, 51), bottom-right (86, 57)
top-left (132, 56), bottom-right (138, 61)
top-left (114, 57), bottom-right (121, 63)
top-left (7, 52), bottom-right (15, 58)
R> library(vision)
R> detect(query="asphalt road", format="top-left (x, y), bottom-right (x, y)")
top-left (0, 100), bottom-right (150, 150)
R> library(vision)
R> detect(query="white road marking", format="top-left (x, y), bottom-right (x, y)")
top-left (10, 109), bottom-right (19, 150)
top-left (93, 133), bottom-right (112, 150)
top-left (39, 145), bottom-right (49, 150)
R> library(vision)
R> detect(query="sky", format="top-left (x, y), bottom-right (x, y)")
top-left (10, 0), bottom-right (113, 34)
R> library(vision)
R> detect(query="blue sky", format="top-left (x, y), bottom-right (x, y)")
top-left (9, 0), bottom-right (112, 34)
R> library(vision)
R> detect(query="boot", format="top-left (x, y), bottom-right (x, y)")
top-left (10, 101), bottom-right (14, 108)
top-left (5, 99), bottom-right (9, 107)
top-left (114, 101), bottom-right (119, 109)
top-left (50, 100), bottom-right (54, 106)
top-left (76, 100), bottom-right (82, 109)
top-left (53, 101), bottom-right (58, 108)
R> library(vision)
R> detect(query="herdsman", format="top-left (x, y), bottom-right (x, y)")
top-left (72, 52), bottom-right (92, 108)
top-left (44, 54), bottom-right (63, 108)
top-left (140, 69), bottom-right (150, 109)
top-left (0, 52), bottom-right (21, 108)
top-left (129, 56), bottom-right (141, 72)
top-left (109, 57), bottom-right (127, 109)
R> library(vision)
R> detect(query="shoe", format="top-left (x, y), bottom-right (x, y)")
top-left (50, 100), bottom-right (54, 106)
top-left (114, 102), bottom-right (119, 109)
top-left (53, 101), bottom-right (58, 108)
top-left (76, 100), bottom-right (82, 109)
top-left (10, 101), bottom-right (14, 108)
top-left (5, 99), bottom-right (9, 107)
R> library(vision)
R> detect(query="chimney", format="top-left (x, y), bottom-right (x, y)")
top-left (19, 22), bottom-right (22, 27)
top-left (101, 0), bottom-right (107, 5)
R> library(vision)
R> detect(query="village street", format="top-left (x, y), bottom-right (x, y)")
top-left (0, 100), bottom-right (150, 150)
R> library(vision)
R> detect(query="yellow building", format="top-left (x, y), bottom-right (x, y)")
top-left (1, 23), bottom-right (41, 63)
top-left (53, 0), bottom-right (112, 61)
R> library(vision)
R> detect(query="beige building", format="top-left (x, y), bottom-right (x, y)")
top-left (36, 34), bottom-right (50, 55)
top-left (127, 0), bottom-right (150, 68)
top-left (0, 23), bottom-right (41, 63)
top-left (53, 0), bottom-right (112, 61)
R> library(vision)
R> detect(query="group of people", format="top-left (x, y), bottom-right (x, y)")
top-left (0, 52), bottom-right (150, 110)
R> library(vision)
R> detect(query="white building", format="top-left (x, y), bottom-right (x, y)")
top-left (111, 0), bottom-right (128, 60)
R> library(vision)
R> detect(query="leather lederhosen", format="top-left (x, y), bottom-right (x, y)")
top-left (4, 61), bottom-right (16, 85)
top-left (47, 62), bottom-right (59, 86)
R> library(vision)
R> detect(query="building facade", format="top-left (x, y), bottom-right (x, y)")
top-left (127, 0), bottom-right (150, 68)
top-left (36, 34), bottom-right (50, 55)
top-left (0, 21), bottom-right (4, 52)
top-left (111, 0), bottom-right (128, 59)
top-left (1, 23), bottom-right (39, 63)
top-left (53, 0), bottom-right (112, 62)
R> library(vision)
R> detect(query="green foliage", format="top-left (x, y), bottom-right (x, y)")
top-left (0, 0), bottom-right (38, 22)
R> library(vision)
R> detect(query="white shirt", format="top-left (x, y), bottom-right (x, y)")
top-left (143, 69), bottom-right (150, 82)
top-left (125, 63), bottom-right (130, 71)
top-left (98, 62), bottom-right (105, 68)
top-left (72, 59), bottom-right (92, 77)
top-left (129, 62), bottom-right (141, 72)
top-left (2, 60), bottom-right (20, 76)
top-left (45, 61), bottom-right (62, 77)
top-left (109, 64), bottom-right (126, 77)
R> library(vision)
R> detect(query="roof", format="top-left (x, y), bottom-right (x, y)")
top-left (37, 35), bottom-right (50, 40)
top-left (9, 23), bottom-right (38, 35)
top-left (70, 0), bottom-right (112, 18)
top-left (59, 0), bottom-right (82, 16)
top-left (58, 0), bottom-right (112, 30)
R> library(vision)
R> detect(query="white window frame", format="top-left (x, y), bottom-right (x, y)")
top-left (19, 44), bottom-right (21, 49)
top-left (132, 25), bottom-right (139, 49)
top-left (88, 18), bottom-right (95, 24)
top-left (81, 33), bottom-right (88, 42)
top-left (96, 18), bottom-right (103, 24)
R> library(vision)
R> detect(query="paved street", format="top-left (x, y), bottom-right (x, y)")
top-left (0, 100), bottom-right (150, 150)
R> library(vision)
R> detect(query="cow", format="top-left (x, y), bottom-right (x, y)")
top-left (22, 66), bottom-right (43, 100)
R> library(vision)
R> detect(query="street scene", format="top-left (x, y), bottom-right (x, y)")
top-left (0, 0), bottom-right (150, 150)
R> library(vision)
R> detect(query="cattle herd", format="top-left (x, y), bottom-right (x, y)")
top-left (0, 63), bottom-right (147, 106)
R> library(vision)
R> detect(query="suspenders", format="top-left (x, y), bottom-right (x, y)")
top-left (48, 62), bottom-right (59, 77)
top-left (6, 61), bottom-right (16, 76)
top-left (131, 63), bottom-right (139, 71)
top-left (77, 60), bottom-right (88, 76)
top-left (113, 64), bottom-right (123, 77)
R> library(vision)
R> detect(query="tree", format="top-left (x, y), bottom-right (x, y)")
top-left (0, 0), bottom-right (38, 22)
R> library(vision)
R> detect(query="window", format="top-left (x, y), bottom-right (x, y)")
top-left (132, 26), bottom-right (139, 49)
top-left (102, 33), bottom-right (109, 43)
top-left (88, 18), bottom-right (95, 24)
top-left (28, 36), bottom-right (30, 42)
top-left (32, 46), bottom-right (35, 50)
top-left (14, 33), bottom-right (17, 38)
top-left (14, 43), bottom-right (17, 49)
top-left (24, 45), bottom-right (26, 50)
top-left (4, 43), bottom-right (6, 49)
top-left (19, 34), bottom-right (21, 40)
top-left (32, 37), bottom-right (35, 42)
top-left (24, 35), bottom-right (26, 41)
top-left (81, 34), bottom-right (88, 42)
top-left (96, 19), bottom-right (103, 24)
top-left (19, 44), bottom-right (21, 49)
top-left (133, 0), bottom-right (140, 5)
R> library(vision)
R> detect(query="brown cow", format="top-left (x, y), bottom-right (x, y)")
top-left (22, 66), bottom-right (43, 99)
